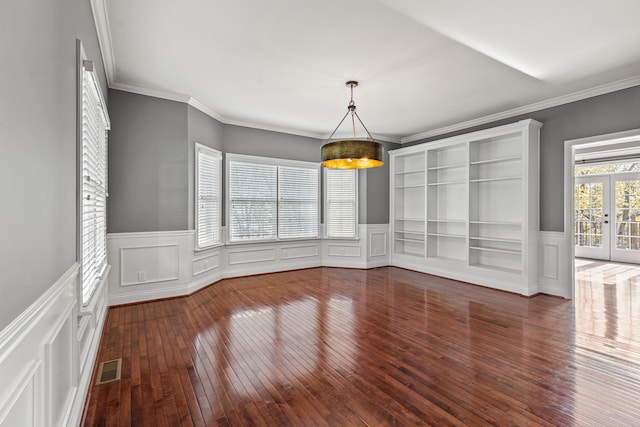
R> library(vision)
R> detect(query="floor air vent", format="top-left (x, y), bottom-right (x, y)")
top-left (95, 358), bottom-right (122, 385)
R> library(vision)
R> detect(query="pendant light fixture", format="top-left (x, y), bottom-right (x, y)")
top-left (321, 81), bottom-right (383, 169)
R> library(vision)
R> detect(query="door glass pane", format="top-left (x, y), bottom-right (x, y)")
top-left (575, 182), bottom-right (604, 248)
top-left (615, 179), bottom-right (640, 251)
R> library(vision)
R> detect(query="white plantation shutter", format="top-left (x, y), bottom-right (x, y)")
top-left (227, 154), bottom-right (320, 243)
top-left (325, 169), bottom-right (357, 238)
top-left (229, 160), bottom-right (278, 242)
top-left (196, 144), bottom-right (222, 249)
top-left (278, 166), bottom-right (319, 239)
top-left (81, 62), bottom-right (109, 306)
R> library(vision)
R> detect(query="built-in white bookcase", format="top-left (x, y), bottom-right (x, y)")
top-left (389, 119), bottom-right (542, 296)
top-left (393, 151), bottom-right (426, 257)
top-left (426, 143), bottom-right (467, 262)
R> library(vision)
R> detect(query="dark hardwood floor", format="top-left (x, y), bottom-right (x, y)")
top-left (82, 266), bottom-right (640, 426)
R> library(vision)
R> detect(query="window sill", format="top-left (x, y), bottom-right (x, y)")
top-left (324, 236), bottom-right (360, 241)
top-left (225, 237), bottom-right (322, 247)
top-left (194, 244), bottom-right (224, 253)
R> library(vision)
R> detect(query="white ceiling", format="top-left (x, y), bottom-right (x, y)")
top-left (93, 0), bottom-right (640, 143)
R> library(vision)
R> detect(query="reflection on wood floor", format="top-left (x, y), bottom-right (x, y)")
top-left (83, 266), bottom-right (640, 426)
top-left (575, 258), bottom-right (640, 364)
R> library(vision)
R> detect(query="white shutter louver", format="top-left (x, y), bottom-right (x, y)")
top-left (196, 145), bottom-right (222, 249)
top-left (229, 161), bottom-right (278, 242)
top-left (278, 166), bottom-right (319, 239)
top-left (81, 64), bottom-right (109, 305)
top-left (326, 169), bottom-right (357, 238)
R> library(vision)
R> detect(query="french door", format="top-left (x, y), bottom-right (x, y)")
top-left (575, 172), bottom-right (640, 263)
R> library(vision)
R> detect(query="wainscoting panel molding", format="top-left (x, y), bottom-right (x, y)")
top-left (327, 244), bottom-right (361, 258)
top-left (227, 247), bottom-right (277, 265)
top-left (538, 231), bottom-right (570, 298)
top-left (108, 231), bottom-right (202, 306)
top-left (281, 244), bottom-right (319, 260)
top-left (107, 225), bottom-right (391, 305)
top-left (367, 224), bottom-right (390, 268)
top-left (192, 252), bottom-right (221, 276)
top-left (223, 241), bottom-right (321, 278)
top-left (120, 244), bottom-right (179, 286)
top-left (0, 262), bottom-right (109, 427)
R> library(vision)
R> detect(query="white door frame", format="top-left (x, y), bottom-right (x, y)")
top-left (564, 128), bottom-right (640, 300)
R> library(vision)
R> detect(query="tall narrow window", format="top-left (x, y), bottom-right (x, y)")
top-left (227, 154), bottom-right (320, 243)
top-left (195, 144), bottom-right (222, 249)
top-left (325, 169), bottom-right (358, 238)
top-left (80, 58), bottom-right (109, 306)
top-left (228, 160), bottom-right (278, 242)
top-left (279, 166), bottom-right (319, 239)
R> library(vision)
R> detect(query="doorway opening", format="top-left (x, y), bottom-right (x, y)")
top-left (564, 129), bottom-right (640, 299)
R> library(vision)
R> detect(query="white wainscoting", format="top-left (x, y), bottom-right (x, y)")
top-left (107, 225), bottom-right (391, 306)
top-left (0, 263), bottom-right (109, 427)
top-left (108, 227), bottom-right (571, 306)
top-left (322, 224), bottom-right (391, 268)
top-left (538, 231), bottom-right (570, 298)
top-left (107, 231), bottom-right (219, 306)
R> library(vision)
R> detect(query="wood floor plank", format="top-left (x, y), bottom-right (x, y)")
top-left (83, 265), bottom-right (640, 426)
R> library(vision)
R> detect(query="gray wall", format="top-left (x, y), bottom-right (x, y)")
top-left (187, 106), bottom-right (224, 229)
top-left (0, 0), bottom-right (107, 330)
top-left (223, 124), bottom-right (320, 162)
top-left (403, 86), bottom-right (640, 232)
top-left (364, 141), bottom-right (398, 224)
top-left (108, 96), bottom-right (395, 232)
top-left (108, 90), bottom-right (189, 232)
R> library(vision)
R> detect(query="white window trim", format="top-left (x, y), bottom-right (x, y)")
top-left (225, 153), bottom-right (321, 244)
top-left (195, 143), bottom-right (223, 251)
top-left (324, 168), bottom-right (359, 240)
top-left (77, 41), bottom-right (110, 308)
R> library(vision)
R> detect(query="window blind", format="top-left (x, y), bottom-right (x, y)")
top-left (278, 166), bottom-right (319, 239)
top-left (81, 63), bottom-right (109, 306)
top-left (325, 169), bottom-right (357, 238)
top-left (229, 161), bottom-right (278, 242)
top-left (196, 145), bottom-right (222, 249)
top-left (227, 155), bottom-right (320, 243)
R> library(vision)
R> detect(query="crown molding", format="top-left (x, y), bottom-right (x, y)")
top-left (222, 117), bottom-right (327, 140)
top-left (401, 75), bottom-right (640, 143)
top-left (186, 97), bottom-right (226, 123)
top-left (110, 81), bottom-right (191, 103)
top-left (90, 0), bottom-right (116, 85)
top-left (89, 0), bottom-right (637, 146)
top-left (109, 81), bottom-right (404, 142)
